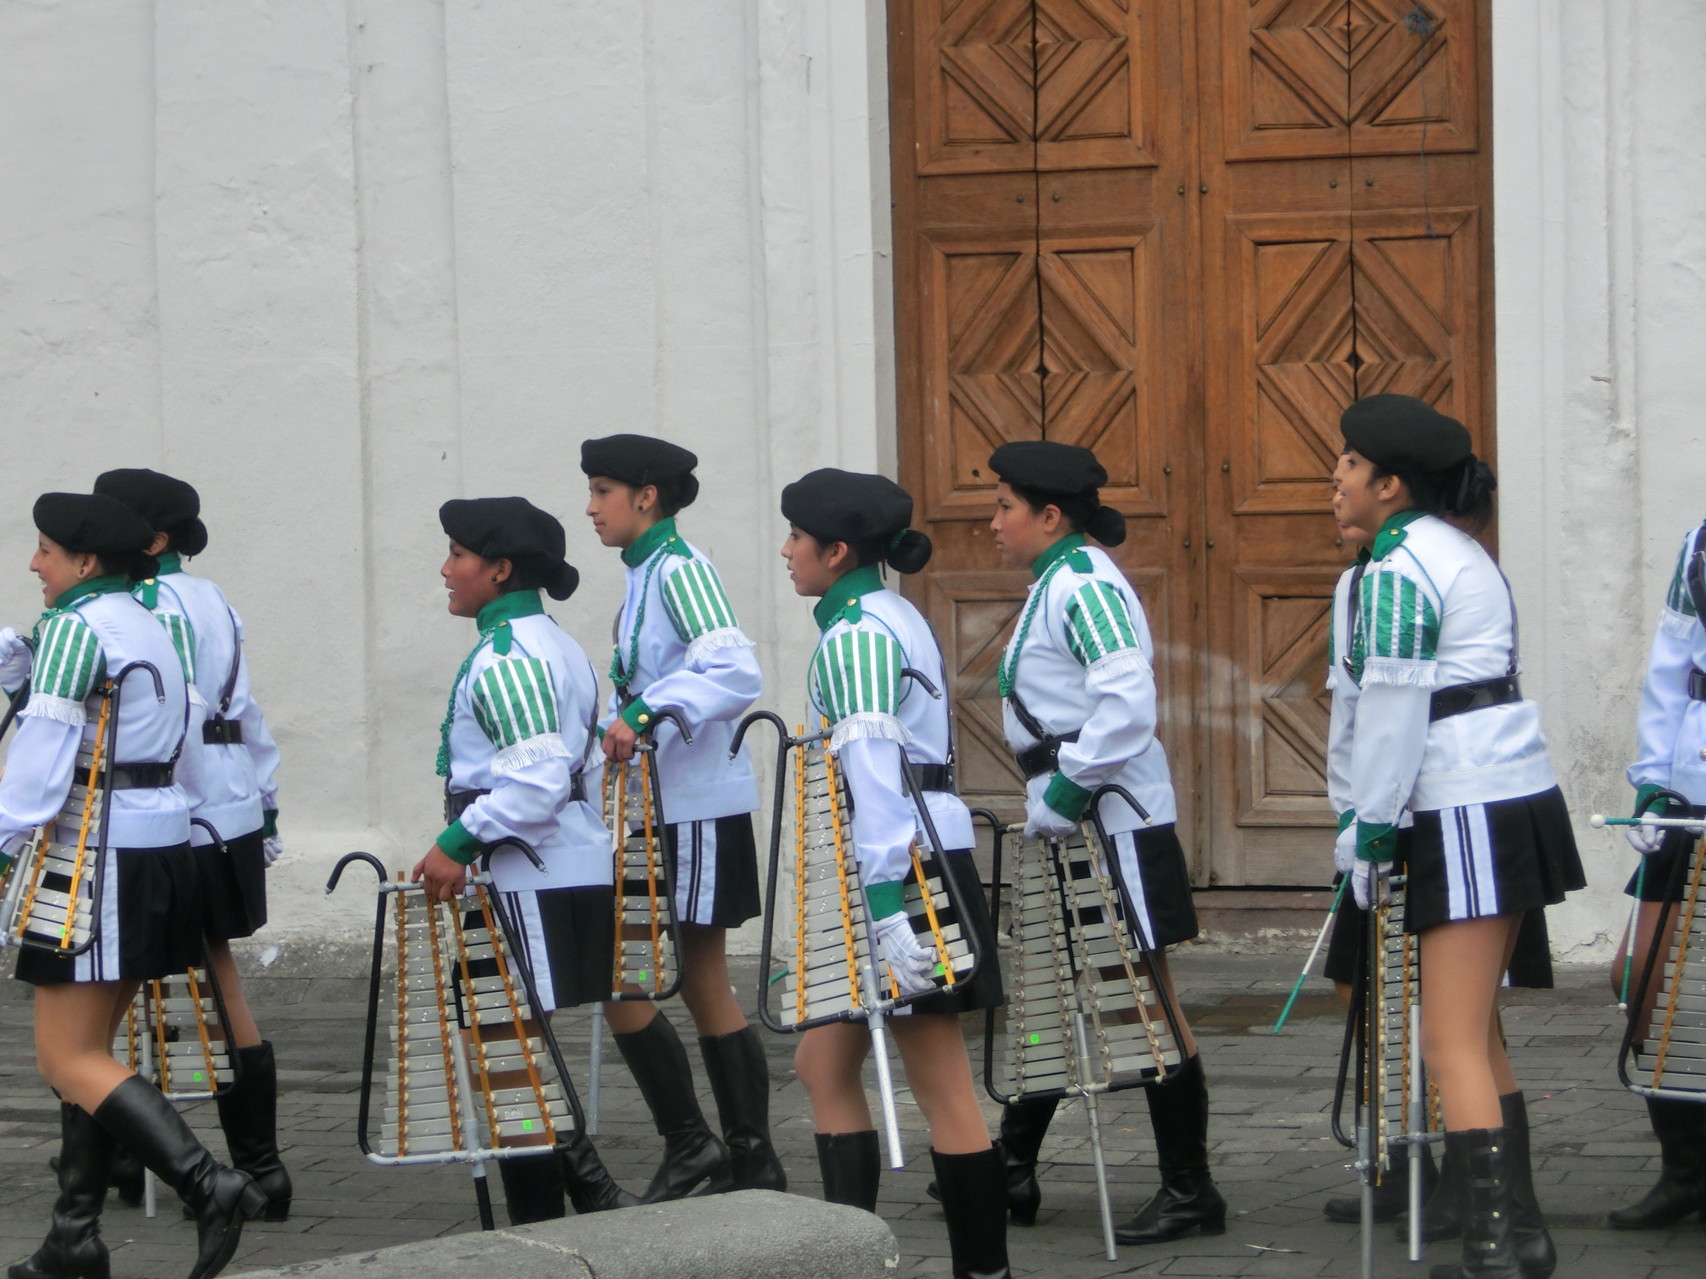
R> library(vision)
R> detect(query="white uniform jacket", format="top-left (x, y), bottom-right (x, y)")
top-left (1628, 520), bottom-right (1706, 806)
top-left (1343, 512), bottom-right (1556, 857)
top-left (1325, 562), bottom-right (1360, 829)
top-left (0, 581), bottom-right (191, 855)
top-left (605, 518), bottom-right (761, 823)
top-left (436, 593), bottom-right (609, 893)
top-left (807, 566), bottom-right (973, 890)
top-left (999, 535), bottom-right (1175, 836)
top-left (134, 556), bottom-right (281, 845)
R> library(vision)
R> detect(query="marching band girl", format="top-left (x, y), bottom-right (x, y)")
top-left (92, 468), bottom-right (292, 1220)
top-left (1330, 394), bottom-right (1583, 1279)
top-left (581, 435), bottom-right (783, 1198)
top-left (1611, 515), bottom-right (1706, 1229)
top-left (0, 493), bottom-right (263, 1279)
top-left (779, 468), bottom-right (1010, 1279)
top-left (985, 441), bottom-right (1224, 1245)
top-left (411, 497), bottom-right (637, 1222)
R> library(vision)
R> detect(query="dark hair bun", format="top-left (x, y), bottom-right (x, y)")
top-left (545, 562), bottom-right (580, 601)
top-left (885, 529), bottom-right (933, 575)
top-left (167, 518), bottom-right (209, 558)
top-left (1086, 505), bottom-right (1126, 547)
top-left (675, 473), bottom-right (700, 511)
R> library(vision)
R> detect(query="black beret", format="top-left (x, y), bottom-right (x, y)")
top-left (1341, 395), bottom-right (1472, 474)
top-left (33, 492), bottom-right (156, 556)
top-left (579, 434), bottom-right (698, 488)
top-left (780, 469), bottom-right (914, 548)
top-left (93, 468), bottom-right (209, 556)
top-left (988, 441), bottom-right (1108, 496)
top-left (439, 497), bottom-right (579, 600)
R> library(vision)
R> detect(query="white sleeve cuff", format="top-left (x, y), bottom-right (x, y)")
top-left (1358, 657), bottom-right (1439, 689)
top-left (20, 694), bottom-right (87, 727)
top-left (1083, 648), bottom-right (1151, 694)
top-left (1658, 606), bottom-right (1697, 640)
top-left (685, 627), bottom-right (755, 668)
top-left (828, 711), bottom-right (911, 755)
top-left (492, 733), bottom-right (574, 776)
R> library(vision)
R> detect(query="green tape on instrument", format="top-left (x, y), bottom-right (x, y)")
top-left (194, 1072), bottom-right (205, 1083)
top-left (638, 970), bottom-right (650, 982)
top-left (523, 1120), bottom-right (534, 1131)
top-left (1028, 1032), bottom-right (1041, 1046)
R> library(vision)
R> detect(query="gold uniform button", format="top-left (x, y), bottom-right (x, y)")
top-left (637, 713), bottom-right (650, 725)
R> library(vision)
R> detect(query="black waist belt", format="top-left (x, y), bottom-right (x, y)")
top-left (202, 716), bottom-right (243, 746)
top-left (444, 776), bottom-right (587, 825)
top-left (1689, 667), bottom-right (1706, 702)
top-left (1014, 731), bottom-right (1082, 781)
top-left (1429, 676), bottom-right (1521, 723)
top-left (914, 763), bottom-right (956, 793)
top-left (103, 762), bottom-right (177, 790)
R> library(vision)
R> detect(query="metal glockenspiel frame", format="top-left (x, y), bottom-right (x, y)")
top-left (981, 783), bottom-right (1187, 1261)
top-left (735, 673), bottom-right (985, 1170)
top-left (1595, 807), bottom-right (1706, 1105)
top-left (326, 842), bottom-right (586, 1231)
top-left (0, 662), bottom-right (167, 962)
top-left (604, 708), bottom-right (692, 1004)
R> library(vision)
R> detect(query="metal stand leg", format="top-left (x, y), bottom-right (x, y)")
top-left (1407, 1002), bottom-right (1424, 1262)
top-left (587, 1003), bottom-right (604, 1135)
top-left (1358, 1118), bottom-right (1375, 1279)
top-left (448, 1008), bottom-right (495, 1230)
top-left (139, 993), bottom-right (158, 1219)
top-left (862, 961), bottom-right (905, 1171)
top-left (1072, 1012), bottom-right (1117, 1262)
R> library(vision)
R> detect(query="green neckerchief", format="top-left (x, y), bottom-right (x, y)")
top-left (135, 553), bottom-right (184, 609)
top-left (812, 564), bottom-right (886, 633)
top-left (50, 575), bottom-right (128, 611)
top-left (435, 590), bottom-right (546, 776)
top-left (1369, 509), bottom-right (1428, 561)
top-left (619, 516), bottom-right (681, 569)
top-left (611, 518), bottom-right (689, 689)
top-left (996, 535), bottom-right (1088, 698)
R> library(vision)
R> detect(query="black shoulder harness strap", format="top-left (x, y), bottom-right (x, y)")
top-left (1687, 520), bottom-right (1706, 622)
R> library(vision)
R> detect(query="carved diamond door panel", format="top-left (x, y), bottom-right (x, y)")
top-left (910, 0), bottom-right (1039, 175)
top-left (1222, 0), bottom-right (1481, 161)
top-left (1033, 0), bottom-right (1159, 171)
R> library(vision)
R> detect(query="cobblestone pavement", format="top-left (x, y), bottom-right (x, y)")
top-left (2, 948), bottom-right (1702, 1278)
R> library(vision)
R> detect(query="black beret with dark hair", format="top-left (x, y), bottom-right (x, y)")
top-left (579, 434), bottom-right (698, 488)
top-left (1340, 394), bottom-right (1472, 474)
top-left (439, 497), bottom-right (579, 600)
top-left (34, 492), bottom-right (156, 556)
top-left (780, 468), bottom-right (915, 549)
top-left (93, 467), bottom-right (209, 556)
top-left (987, 440), bottom-right (1108, 496)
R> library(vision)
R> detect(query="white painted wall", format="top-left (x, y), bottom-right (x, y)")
top-left (2, 1), bottom-right (1699, 961)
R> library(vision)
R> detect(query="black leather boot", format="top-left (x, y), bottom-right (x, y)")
top-left (930, 1095), bottom-right (1060, 1223)
top-left (1325, 1139), bottom-right (1437, 1223)
top-left (48, 1149), bottom-right (140, 1209)
top-left (1429, 1128), bottom-right (1523, 1279)
top-left (10, 1103), bottom-right (114, 1279)
top-left (197, 1043), bottom-right (292, 1222)
top-left (931, 1147), bottom-right (1013, 1279)
top-left (815, 1130), bottom-right (880, 1212)
top-left (1114, 1056), bottom-right (1227, 1245)
top-left (558, 1131), bottom-right (641, 1214)
top-left (1608, 1095), bottom-right (1706, 1229)
top-left (1501, 1093), bottom-right (1555, 1278)
top-left (613, 1015), bottom-right (729, 1202)
top-left (93, 1076), bottom-right (264, 1279)
top-left (1414, 1132), bottom-right (1464, 1243)
top-left (698, 1027), bottom-right (786, 1192)
top-left (496, 1151), bottom-right (566, 1225)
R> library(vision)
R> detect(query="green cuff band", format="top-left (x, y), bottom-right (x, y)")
top-left (619, 697), bottom-right (655, 734)
top-left (1634, 783), bottom-right (1673, 817)
top-left (1043, 771), bottom-right (1092, 821)
top-left (864, 881), bottom-right (906, 919)
top-left (260, 809), bottom-right (279, 840)
top-left (1337, 809), bottom-right (1356, 835)
top-left (1355, 820), bottom-right (1399, 864)
top-left (437, 820), bottom-right (484, 866)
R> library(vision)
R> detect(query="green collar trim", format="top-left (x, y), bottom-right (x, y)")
top-left (813, 564), bottom-right (886, 632)
top-left (1370, 509), bottom-right (1428, 560)
top-left (53, 575), bottom-right (129, 610)
top-left (155, 552), bottom-right (183, 576)
top-left (475, 590), bottom-right (545, 648)
top-left (1030, 533), bottom-right (1087, 580)
top-left (620, 517), bottom-right (685, 568)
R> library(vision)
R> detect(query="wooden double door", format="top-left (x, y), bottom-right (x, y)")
top-left (888, 1), bottom-right (1494, 887)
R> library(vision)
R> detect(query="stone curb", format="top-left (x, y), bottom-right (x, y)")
top-left (228, 1191), bottom-right (899, 1279)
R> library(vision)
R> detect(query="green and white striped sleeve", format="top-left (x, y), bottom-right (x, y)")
top-left (24, 613), bottom-right (104, 723)
top-left (1659, 527), bottom-right (1701, 638)
top-left (661, 558), bottom-right (740, 642)
top-left (1064, 579), bottom-right (1151, 691)
top-left (152, 611), bottom-right (196, 684)
top-left (470, 657), bottom-right (566, 770)
top-left (810, 627), bottom-right (911, 751)
top-left (1356, 568), bottom-right (1440, 686)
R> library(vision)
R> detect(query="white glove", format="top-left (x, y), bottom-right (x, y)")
top-left (873, 911), bottom-right (939, 996)
top-left (1333, 823), bottom-right (1358, 875)
top-left (1626, 818), bottom-right (1667, 856)
top-left (1352, 859), bottom-right (1374, 911)
top-left (1024, 795), bottom-right (1079, 840)
top-left (0, 627), bottom-right (30, 691)
top-left (262, 835), bottom-right (284, 867)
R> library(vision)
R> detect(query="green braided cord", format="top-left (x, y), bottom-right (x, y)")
top-left (608, 546), bottom-right (672, 692)
top-left (996, 556), bottom-right (1073, 698)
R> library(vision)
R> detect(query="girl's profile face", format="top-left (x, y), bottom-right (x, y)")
top-left (781, 525), bottom-right (847, 598)
top-left (989, 482), bottom-right (1062, 568)
top-left (1331, 448), bottom-right (1404, 550)
top-left (441, 540), bottom-right (506, 618)
top-left (30, 535), bottom-right (90, 605)
top-left (585, 478), bottom-right (657, 550)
